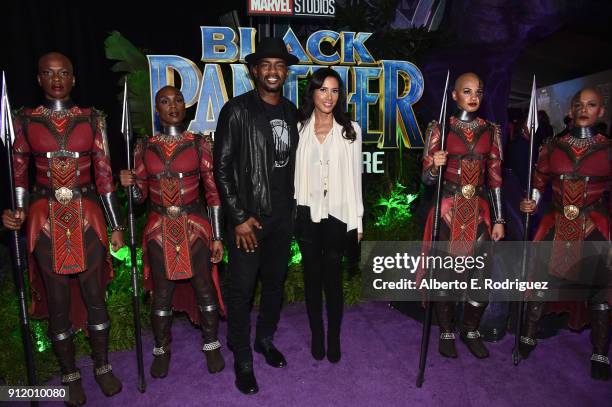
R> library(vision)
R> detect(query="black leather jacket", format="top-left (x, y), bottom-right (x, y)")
top-left (213, 90), bottom-right (299, 227)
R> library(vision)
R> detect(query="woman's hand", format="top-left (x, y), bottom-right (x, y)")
top-left (432, 150), bottom-right (448, 169)
top-left (119, 170), bottom-right (136, 187)
top-left (211, 241), bottom-right (224, 263)
top-left (520, 199), bottom-right (537, 214)
top-left (110, 231), bottom-right (125, 251)
top-left (491, 224), bottom-right (505, 241)
top-left (2, 209), bottom-right (26, 230)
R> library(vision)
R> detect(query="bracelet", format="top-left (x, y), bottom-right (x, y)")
top-left (110, 225), bottom-right (127, 232)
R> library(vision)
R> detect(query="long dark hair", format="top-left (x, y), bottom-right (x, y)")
top-left (298, 68), bottom-right (356, 142)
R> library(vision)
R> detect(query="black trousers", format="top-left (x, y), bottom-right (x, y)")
top-left (226, 206), bottom-right (293, 362)
top-left (295, 206), bottom-right (347, 339)
top-left (147, 239), bottom-right (217, 312)
top-left (34, 228), bottom-right (108, 337)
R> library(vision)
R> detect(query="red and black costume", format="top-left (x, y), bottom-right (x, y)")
top-left (12, 100), bottom-right (124, 387)
top-left (519, 126), bottom-right (611, 377)
top-left (421, 110), bottom-right (505, 358)
top-left (131, 127), bottom-right (224, 365)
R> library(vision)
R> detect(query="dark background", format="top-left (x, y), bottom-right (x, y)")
top-left (1, 0), bottom-right (612, 212)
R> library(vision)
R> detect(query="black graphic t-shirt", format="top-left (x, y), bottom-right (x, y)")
top-left (262, 100), bottom-right (292, 209)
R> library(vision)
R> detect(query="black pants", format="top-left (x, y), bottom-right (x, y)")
top-left (295, 206), bottom-right (347, 340)
top-left (34, 228), bottom-right (109, 337)
top-left (147, 239), bottom-right (217, 312)
top-left (226, 206), bottom-right (293, 362)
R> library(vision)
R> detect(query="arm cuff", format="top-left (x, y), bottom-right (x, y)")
top-left (207, 205), bottom-right (223, 241)
top-left (15, 187), bottom-right (29, 210)
top-left (100, 192), bottom-right (126, 231)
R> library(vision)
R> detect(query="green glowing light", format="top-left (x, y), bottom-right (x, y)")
top-left (289, 240), bottom-right (302, 265)
top-left (374, 182), bottom-right (419, 228)
top-left (110, 246), bottom-right (143, 268)
top-left (222, 248), bottom-right (229, 264)
top-left (33, 323), bottom-right (49, 352)
top-left (220, 240), bottom-right (301, 266)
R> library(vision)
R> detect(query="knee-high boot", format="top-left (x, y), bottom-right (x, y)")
top-left (52, 329), bottom-right (86, 406)
top-left (88, 321), bottom-right (122, 396)
top-left (199, 304), bottom-right (225, 373)
top-left (518, 301), bottom-right (544, 359)
top-left (150, 309), bottom-right (173, 378)
top-left (435, 301), bottom-right (458, 358)
top-left (460, 300), bottom-right (489, 358)
top-left (589, 304), bottom-right (611, 381)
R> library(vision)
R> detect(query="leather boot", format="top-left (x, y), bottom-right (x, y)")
top-left (435, 301), bottom-right (457, 358)
top-left (89, 321), bottom-right (122, 396)
top-left (308, 314), bottom-right (325, 361)
top-left (518, 302), bottom-right (544, 360)
top-left (326, 306), bottom-right (343, 364)
top-left (327, 327), bottom-right (341, 363)
top-left (150, 309), bottom-right (172, 378)
top-left (52, 329), bottom-right (86, 407)
top-left (199, 304), bottom-right (225, 373)
top-left (460, 301), bottom-right (489, 359)
top-left (589, 305), bottom-right (611, 381)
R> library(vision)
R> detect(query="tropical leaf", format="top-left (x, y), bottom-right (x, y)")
top-left (104, 31), bottom-right (148, 70)
top-left (104, 31), bottom-right (152, 136)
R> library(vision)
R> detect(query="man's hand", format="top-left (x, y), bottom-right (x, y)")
top-left (119, 170), bottom-right (136, 187)
top-left (211, 241), bottom-right (224, 263)
top-left (2, 209), bottom-right (26, 230)
top-left (491, 224), bottom-right (505, 241)
top-left (235, 217), bottom-right (262, 253)
top-left (110, 230), bottom-right (125, 252)
top-left (358, 233), bottom-right (363, 242)
top-left (520, 199), bottom-right (536, 214)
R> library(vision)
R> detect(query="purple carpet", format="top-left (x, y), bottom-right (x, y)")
top-left (39, 302), bottom-right (610, 407)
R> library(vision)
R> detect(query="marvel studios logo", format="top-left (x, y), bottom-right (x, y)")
top-left (247, 0), bottom-right (336, 18)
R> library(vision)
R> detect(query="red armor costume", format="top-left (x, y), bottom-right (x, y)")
top-left (132, 131), bottom-right (223, 315)
top-left (5, 52), bottom-right (124, 405)
top-left (128, 108), bottom-right (225, 376)
top-left (518, 87), bottom-right (610, 381)
top-left (14, 104), bottom-right (117, 301)
top-left (422, 115), bottom-right (504, 255)
top-left (519, 128), bottom-right (611, 379)
top-left (419, 72), bottom-right (505, 360)
top-left (12, 102), bottom-right (124, 400)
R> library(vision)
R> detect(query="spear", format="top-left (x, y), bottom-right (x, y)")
top-left (121, 78), bottom-right (146, 392)
top-left (417, 70), bottom-right (450, 387)
top-left (1, 72), bottom-right (37, 387)
top-left (513, 75), bottom-right (539, 365)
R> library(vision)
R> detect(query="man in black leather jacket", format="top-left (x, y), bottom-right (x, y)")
top-left (213, 37), bottom-right (299, 395)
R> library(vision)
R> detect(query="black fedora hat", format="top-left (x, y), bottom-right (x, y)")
top-left (245, 37), bottom-right (299, 66)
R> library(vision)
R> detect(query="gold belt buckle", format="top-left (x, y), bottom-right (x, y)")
top-left (563, 204), bottom-right (579, 220)
top-left (461, 184), bottom-right (476, 199)
top-left (54, 187), bottom-right (73, 205)
top-left (166, 205), bottom-right (181, 218)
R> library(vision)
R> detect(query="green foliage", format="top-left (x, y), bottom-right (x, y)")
top-left (373, 182), bottom-right (418, 228)
top-left (289, 240), bottom-right (302, 265)
top-left (104, 31), bottom-right (152, 136)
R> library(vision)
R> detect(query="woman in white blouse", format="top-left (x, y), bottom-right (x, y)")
top-left (295, 68), bottom-right (363, 363)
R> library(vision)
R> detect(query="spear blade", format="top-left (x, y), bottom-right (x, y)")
top-left (526, 75), bottom-right (539, 136)
top-left (1, 71), bottom-right (7, 148)
top-left (121, 77), bottom-right (130, 141)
